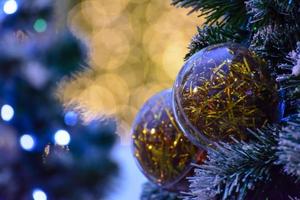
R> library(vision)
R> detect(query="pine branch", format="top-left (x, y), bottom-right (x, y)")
top-left (185, 25), bottom-right (246, 60)
top-left (275, 42), bottom-right (300, 119)
top-left (250, 24), bottom-right (300, 76)
top-left (245, 0), bottom-right (300, 28)
top-left (171, 0), bottom-right (248, 28)
top-left (277, 115), bottom-right (300, 178)
top-left (277, 42), bottom-right (300, 81)
top-left (274, 41), bottom-right (300, 188)
top-left (140, 182), bottom-right (180, 200)
top-left (185, 126), bottom-right (279, 200)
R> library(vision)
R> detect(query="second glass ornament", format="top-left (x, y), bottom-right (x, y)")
top-left (131, 89), bottom-right (206, 191)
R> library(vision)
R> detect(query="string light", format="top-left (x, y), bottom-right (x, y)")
top-left (3, 0), bottom-right (18, 15)
top-left (1, 104), bottom-right (14, 121)
top-left (64, 111), bottom-right (78, 126)
top-left (32, 189), bottom-right (47, 200)
top-left (54, 129), bottom-right (70, 146)
top-left (20, 134), bottom-right (35, 151)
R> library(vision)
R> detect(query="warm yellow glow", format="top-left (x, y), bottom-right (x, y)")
top-left (81, 0), bottom-right (128, 28)
top-left (91, 28), bottom-right (130, 70)
top-left (79, 85), bottom-right (117, 117)
top-left (96, 73), bottom-right (130, 104)
top-left (163, 39), bottom-right (187, 79)
top-left (62, 0), bottom-right (203, 144)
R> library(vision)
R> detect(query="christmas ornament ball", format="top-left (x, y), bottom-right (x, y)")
top-left (132, 89), bottom-right (206, 191)
top-left (173, 43), bottom-right (279, 147)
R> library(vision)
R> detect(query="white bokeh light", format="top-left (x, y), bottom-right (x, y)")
top-left (20, 134), bottom-right (35, 151)
top-left (3, 0), bottom-right (18, 15)
top-left (1, 104), bottom-right (14, 121)
top-left (54, 129), bottom-right (70, 146)
top-left (32, 189), bottom-right (47, 200)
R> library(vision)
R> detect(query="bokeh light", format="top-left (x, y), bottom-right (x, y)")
top-left (3, 0), bottom-right (18, 15)
top-left (54, 130), bottom-right (71, 146)
top-left (33, 19), bottom-right (48, 33)
top-left (64, 111), bottom-right (78, 126)
top-left (80, 0), bottom-right (129, 28)
top-left (20, 134), bottom-right (35, 151)
top-left (91, 28), bottom-right (130, 70)
top-left (32, 189), bottom-right (47, 200)
top-left (61, 0), bottom-right (203, 144)
top-left (1, 104), bottom-right (14, 121)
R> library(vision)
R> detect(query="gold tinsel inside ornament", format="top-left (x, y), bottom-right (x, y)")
top-left (132, 89), bottom-right (205, 191)
top-left (173, 43), bottom-right (279, 147)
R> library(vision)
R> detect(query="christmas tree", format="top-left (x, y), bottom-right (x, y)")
top-left (135, 0), bottom-right (300, 199)
top-left (0, 0), bottom-right (118, 199)
top-left (3, 0), bottom-right (300, 199)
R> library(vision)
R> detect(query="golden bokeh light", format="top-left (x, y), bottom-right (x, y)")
top-left (130, 83), bottom-right (170, 111)
top-left (162, 39), bottom-right (187, 79)
top-left (62, 0), bottom-right (203, 144)
top-left (80, 84), bottom-right (117, 116)
top-left (96, 73), bottom-right (130, 105)
top-left (91, 28), bottom-right (130, 70)
top-left (81, 0), bottom-right (128, 28)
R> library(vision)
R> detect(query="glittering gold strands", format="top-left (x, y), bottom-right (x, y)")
top-left (175, 43), bottom-right (278, 144)
top-left (132, 89), bottom-right (201, 188)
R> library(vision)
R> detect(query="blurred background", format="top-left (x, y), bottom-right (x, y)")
top-left (0, 0), bottom-right (202, 199)
top-left (62, 1), bottom-right (202, 199)
top-left (61, 0), bottom-right (201, 144)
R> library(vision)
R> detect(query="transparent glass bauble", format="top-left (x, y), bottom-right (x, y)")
top-left (132, 89), bottom-right (206, 191)
top-left (173, 43), bottom-right (279, 147)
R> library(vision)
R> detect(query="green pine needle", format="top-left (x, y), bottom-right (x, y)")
top-left (140, 182), bottom-right (180, 200)
top-left (171, 0), bottom-right (248, 28)
top-left (277, 114), bottom-right (300, 179)
top-left (185, 25), bottom-right (245, 60)
top-left (185, 126), bottom-right (279, 200)
top-left (246, 0), bottom-right (299, 28)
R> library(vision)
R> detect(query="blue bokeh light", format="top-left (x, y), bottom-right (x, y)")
top-left (64, 111), bottom-right (78, 126)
